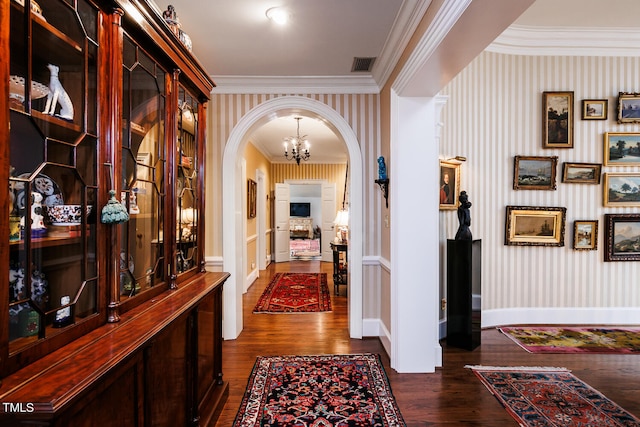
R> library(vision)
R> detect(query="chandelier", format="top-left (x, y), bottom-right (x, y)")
top-left (283, 117), bottom-right (311, 165)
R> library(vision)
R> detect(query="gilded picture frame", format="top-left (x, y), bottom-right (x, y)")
top-left (439, 160), bottom-right (460, 210)
top-left (247, 179), bottom-right (257, 219)
top-left (513, 155), bottom-right (558, 190)
top-left (603, 173), bottom-right (640, 207)
top-left (561, 162), bottom-right (601, 184)
top-left (543, 91), bottom-right (574, 148)
top-left (581, 99), bottom-right (607, 120)
top-left (616, 92), bottom-right (640, 124)
top-left (573, 220), bottom-right (598, 250)
top-left (505, 205), bottom-right (566, 247)
top-left (603, 132), bottom-right (640, 166)
top-left (604, 214), bottom-right (640, 261)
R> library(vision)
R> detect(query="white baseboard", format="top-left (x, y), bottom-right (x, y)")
top-left (245, 268), bottom-right (258, 291)
top-left (204, 256), bottom-right (224, 271)
top-left (363, 318), bottom-right (391, 358)
top-left (482, 307), bottom-right (640, 328)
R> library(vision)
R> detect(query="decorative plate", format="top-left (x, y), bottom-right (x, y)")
top-left (9, 75), bottom-right (50, 103)
top-left (14, 173), bottom-right (64, 213)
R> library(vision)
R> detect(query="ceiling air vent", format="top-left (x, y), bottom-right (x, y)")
top-left (351, 57), bottom-right (376, 72)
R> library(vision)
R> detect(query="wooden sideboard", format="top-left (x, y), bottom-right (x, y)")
top-left (0, 272), bottom-right (229, 427)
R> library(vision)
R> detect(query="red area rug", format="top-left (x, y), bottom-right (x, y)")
top-left (499, 326), bottom-right (640, 354)
top-left (253, 273), bottom-right (331, 313)
top-left (467, 365), bottom-right (640, 427)
top-left (233, 353), bottom-right (406, 426)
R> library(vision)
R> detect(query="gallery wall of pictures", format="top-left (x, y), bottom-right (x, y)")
top-left (439, 52), bottom-right (640, 324)
top-left (502, 91), bottom-right (640, 261)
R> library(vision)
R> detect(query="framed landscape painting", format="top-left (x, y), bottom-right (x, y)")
top-left (603, 132), bottom-right (640, 166)
top-left (561, 162), bottom-right (601, 184)
top-left (543, 91), bottom-right (574, 148)
top-left (604, 214), bottom-right (640, 261)
top-left (573, 220), bottom-right (598, 250)
top-left (616, 92), bottom-right (640, 124)
top-left (505, 205), bottom-right (566, 247)
top-left (603, 173), bottom-right (640, 207)
top-left (581, 99), bottom-right (607, 120)
top-left (513, 155), bottom-right (558, 190)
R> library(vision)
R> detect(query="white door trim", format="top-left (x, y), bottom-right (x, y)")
top-left (222, 95), bottom-right (363, 339)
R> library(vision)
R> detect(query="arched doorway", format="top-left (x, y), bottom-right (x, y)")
top-left (221, 96), bottom-right (363, 340)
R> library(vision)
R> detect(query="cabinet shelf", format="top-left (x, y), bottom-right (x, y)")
top-left (10, 234), bottom-right (84, 249)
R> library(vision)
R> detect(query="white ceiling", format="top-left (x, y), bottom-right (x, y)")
top-left (154, 0), bottom-right (640, 164)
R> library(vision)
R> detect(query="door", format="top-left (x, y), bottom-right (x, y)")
top-left (274, 183), bottom-right (290, 262)
top-left (321, 183), bottom-right (336, 262)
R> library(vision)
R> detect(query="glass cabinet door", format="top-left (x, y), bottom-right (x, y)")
top-left (8, 0), bottom-right (99, 351)
top-left (119, 33), bottom-right (167, 301)
top-left (176, 87), bottom-right (199, 274)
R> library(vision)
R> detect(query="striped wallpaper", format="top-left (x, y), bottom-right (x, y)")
top-left (440, 52), bottom-right (640, 322)
top-left (270, 163), bottom-right (348, 209)
top-left (206, 94), bottom-right (383, 319)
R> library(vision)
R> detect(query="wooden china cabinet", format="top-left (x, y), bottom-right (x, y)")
top-left (0, 0), bottom-right (228, 426)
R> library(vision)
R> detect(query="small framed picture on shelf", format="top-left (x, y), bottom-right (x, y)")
top-left (561, 162), bottom-right (601, 184)
top-left (573, 220), bottom-right (598, 250)
top-left (603, 132), bottom-right (640, 166)
top-left (513, 155), bottom-right (558, 190)
top-left (604, 214), bottom-right (640, 261)
top-left (543, 91), bottom-right (574, 148)
top-left (504, 205), bottom-right (566, 247)
top-left (439, 159), bottom-right (460, 210)
top-left (603, 173), bottom-right (640, 207)
top-left (581, 99), bottom-right (607, 120)
top-left (616, 92), bottom-right (640, 124)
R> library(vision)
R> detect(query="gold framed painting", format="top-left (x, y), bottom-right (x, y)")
top-left (505, 205), bottom-right (566, 247)
top-left (581, 99), bottom-right (607, 120)
top-left (603, 132), bottom-right (640, 166)
top-left (573, 220), bottom-right (598, 250)
top-left (543, 91), bottom-right (574, 148)
top-left (247, 178), bottom-right (257, 218)
top-left (439, 160), bottom-right (460, 210)
top-left (616, 92), bottom-right (640, 124)
top-left (561, 162), bottom-right (601, 184)
top-left (513, 155), bottom-right (558, 190)
top-left (603, 173), bottom-right (640, 207)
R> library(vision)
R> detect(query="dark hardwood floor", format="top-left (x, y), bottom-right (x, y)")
top-left (214, 260), bottom-right (640, 426)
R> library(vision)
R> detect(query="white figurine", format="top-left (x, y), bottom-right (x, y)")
top-left (44, 64), bottom-right (74, 121)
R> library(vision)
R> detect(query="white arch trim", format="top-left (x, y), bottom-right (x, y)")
top-left (222, 96), bottom-right (364, 339)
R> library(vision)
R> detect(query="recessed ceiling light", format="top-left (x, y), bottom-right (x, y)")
top-left (266, 7), bottom-right (290, 25)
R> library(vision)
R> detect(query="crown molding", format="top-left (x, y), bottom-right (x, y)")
top-left (211, 75), bottom-right (380, 94)
top-left (488, 24), bottom-right (640, 56)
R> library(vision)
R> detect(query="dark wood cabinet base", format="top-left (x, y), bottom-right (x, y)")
top-left (0, 272), bottom-right (228, 427)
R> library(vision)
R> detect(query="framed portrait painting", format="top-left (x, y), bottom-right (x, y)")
top-left (603, 132), bottom-right (640, 166)
top-left (505, 205), bottom-right (566, 247)
top-left (604, 214), bottom-right (640, 261)
top-left (616, 92), bottom-right (640, 124)
top-left (513, 155), bottom-right (558, 190)
top-left (603, 173), bottom-right (640, 207)
top-left (543, 91), bottom-right (574, 148)
top-left (573, 220), bottom-right (598, 250)
top-left (439, 160), bottom-right (460, 210)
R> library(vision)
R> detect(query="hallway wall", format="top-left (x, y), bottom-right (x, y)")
top-left (206, 93), bottom-right (384, 322)
top-left (440, 52), bottom-right (640, 326)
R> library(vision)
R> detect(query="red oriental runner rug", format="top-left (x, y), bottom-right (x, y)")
top-left (253, 273), bottom-right (332, 313)
top-left (499, 326), bottom-right (640, 354)
top-left (467, 365), bottom-right (640, 427)
top-left (233, 353), bottom-right (406, 427)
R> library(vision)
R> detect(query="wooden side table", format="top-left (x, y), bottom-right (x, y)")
top-left (330, 242), bottom-right (348, 295)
